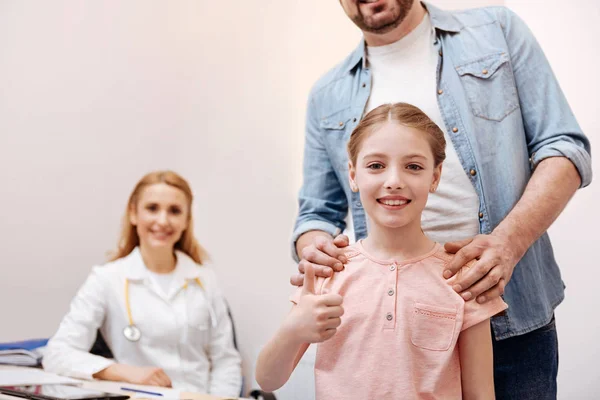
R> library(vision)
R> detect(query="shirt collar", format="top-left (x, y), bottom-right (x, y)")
top-left (344, 1), bottom-right (463, 73)
top-left (124, 247), bottom-right (201, 282)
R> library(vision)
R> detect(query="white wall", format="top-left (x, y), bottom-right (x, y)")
top-left (0, 1), bottom-right (597, 399)
top-left (503, 1), bottom-right (600, 398)
top-left (0, 1), bottom-right (184, 336)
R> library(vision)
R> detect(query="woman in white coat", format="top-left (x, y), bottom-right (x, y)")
top-left (43, 171), bottom-right (242, 397)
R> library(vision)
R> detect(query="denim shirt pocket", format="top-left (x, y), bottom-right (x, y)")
top-left (455, 52), bottom-right (519, 122)
top-left (320, 108), bottom-right (354, 169)
top-left (320, 109), bottom-right (354, 132)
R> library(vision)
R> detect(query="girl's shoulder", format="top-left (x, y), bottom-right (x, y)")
top-left (429, 246), bottom-right (453, 264)
top-left (343, 243), bottom-right (363, 261)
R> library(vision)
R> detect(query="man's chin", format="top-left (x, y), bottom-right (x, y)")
top-left (354, 11), bottom-right (402, 34)
top-left (365, 19), bottom-right (401, 34)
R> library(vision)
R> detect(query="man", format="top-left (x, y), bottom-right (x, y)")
top-left (290, 1), bottom-right (592, 399)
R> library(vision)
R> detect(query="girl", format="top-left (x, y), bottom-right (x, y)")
top-left (256, 103), bottom-right (507, 399)
top-left (43, 171), bottom-right (242, 397)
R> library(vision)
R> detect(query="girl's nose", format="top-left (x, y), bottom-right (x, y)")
top-left (384, 172), bottom-right (405, 190)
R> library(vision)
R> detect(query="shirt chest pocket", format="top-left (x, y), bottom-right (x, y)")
top-left (186, 296), bottom-right (212, 346)
top-left (456, 52), bottom-right (519, 122)
top-left (411, 303), bottom-right (458, 351)
top-left (320, 108), bottom-right (355, 169)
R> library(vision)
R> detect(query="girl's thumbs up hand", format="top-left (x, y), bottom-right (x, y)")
top-left (284, 264), bottom-right (344, 344)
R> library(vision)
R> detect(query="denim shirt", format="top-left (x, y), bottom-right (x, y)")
top-left (292, 3), bottom-right (592, 339)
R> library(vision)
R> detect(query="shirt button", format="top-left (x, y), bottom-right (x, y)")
top-left (482, 69), bottom-right (489, 75)
top-left (353, 117), bottom-right (357, 123)
top-left (437, 89), bottom-right (443, 95)
top-left (439, 49), bottom-right (443, 56)
top-left (389, 265), bottom-right (396, 271)
top-left (362, 83), bottom-right (366, 88)
top-left (356, 202), bottom-right (363, 208)
top-left (452, 127), bottom-right (458, 133)
top-left (479, 212), bottom-right (484, 218)
top-left (338, 121), bottom-right (344, 127)
top-left (386, 313), bottom-right (393, 321)
top-left (387, 289), bottom-right (395, 296)
top-left (470, 169), bottom-right (477, 176)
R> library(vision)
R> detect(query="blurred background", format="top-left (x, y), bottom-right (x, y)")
top-left (0, 0), bottom-right (598, 398)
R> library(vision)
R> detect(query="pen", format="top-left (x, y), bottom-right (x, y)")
top-left (120, 387), bottom-right (163, 397)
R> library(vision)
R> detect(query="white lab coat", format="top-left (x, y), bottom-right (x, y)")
top-left (43, 248), bottom-right (242, 397)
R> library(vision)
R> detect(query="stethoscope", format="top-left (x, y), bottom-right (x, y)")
top-left (122, 277), bottom-right (217, 342)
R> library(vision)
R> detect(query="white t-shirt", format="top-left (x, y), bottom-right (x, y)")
top-left (364, 13), bottom-right (480, 243)
top-left (148, 270), bottom-right (175, 296)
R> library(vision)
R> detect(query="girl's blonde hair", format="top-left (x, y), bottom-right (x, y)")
top-left (347, 103), bottom-right (446, 166)
top-left (109, 170), bottom-right (208, 264)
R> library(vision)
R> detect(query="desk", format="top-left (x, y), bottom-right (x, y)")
top-left (0, 367), bottom-right (249, 400)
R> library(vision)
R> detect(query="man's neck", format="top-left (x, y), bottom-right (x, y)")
top-left (364, 2), bottom-right (427, 47)
top-left (362, 219), bottom-right (435, 262)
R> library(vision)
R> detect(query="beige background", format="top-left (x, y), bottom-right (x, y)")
top-left (0, 0), bottom-right (597, 398)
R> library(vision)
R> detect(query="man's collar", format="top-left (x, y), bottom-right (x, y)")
top-left (344, 1), bottom-right (463, 73)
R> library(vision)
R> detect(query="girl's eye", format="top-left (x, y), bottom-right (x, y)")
top-left (407, 164), bottom-right (423, 171)
top-left (367, 163), bottom-right (384, 170)
top-left (146, 204), bottom-right (159, 212)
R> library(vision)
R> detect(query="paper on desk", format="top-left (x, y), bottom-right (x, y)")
top-left (0, 368), bottom-right (80, 386)
top-left (180, 392), bottom-right (240, 400)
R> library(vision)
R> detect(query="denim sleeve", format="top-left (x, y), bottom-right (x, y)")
top-left (501, 7), bottom-right (592, 188)
top-left (291, 93), bottom-right (348, 262)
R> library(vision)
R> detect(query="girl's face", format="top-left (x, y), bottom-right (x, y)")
top-left (349, 122), bottom-right (441, 231)
top-left (130, 183), bottom-right (190, 252)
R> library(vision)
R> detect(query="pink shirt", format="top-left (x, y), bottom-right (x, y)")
top-left (292, 242), bottom-right (507, 399)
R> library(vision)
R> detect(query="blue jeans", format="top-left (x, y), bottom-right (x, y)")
top-left (493, 316), bottom-right (558, 400)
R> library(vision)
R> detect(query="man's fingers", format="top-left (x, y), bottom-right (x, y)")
top-left (290, 273), bottom-right (304, 287)
top-left (475, 278), bottom-right (506, 304)
top-left (453, 261), bottom-right (498, 300)
top-left (444, 238), bottom-right (473, 254)
top-left (443, 243), bottom-right (482, 279)
top-left (299, 259), bottom-right (333, 278)
top-left (302, 263), bottom-right (316, 295)
top-left (301, 246), bottom-right (342, 271)
top-left (332, 234), bottom-right (350, 263)
top-left (320, 240), bottom-right (347, 271)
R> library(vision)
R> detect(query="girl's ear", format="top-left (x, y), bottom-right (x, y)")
top-left (430, 163), bottom-right (443, 193)
top-left (348, 162), bottom-right (359, 192)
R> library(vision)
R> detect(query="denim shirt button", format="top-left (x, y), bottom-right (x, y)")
top-left (470, 169), bottom-right (477, 176)
top-left (356, 202), bottom-right (363, 208)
